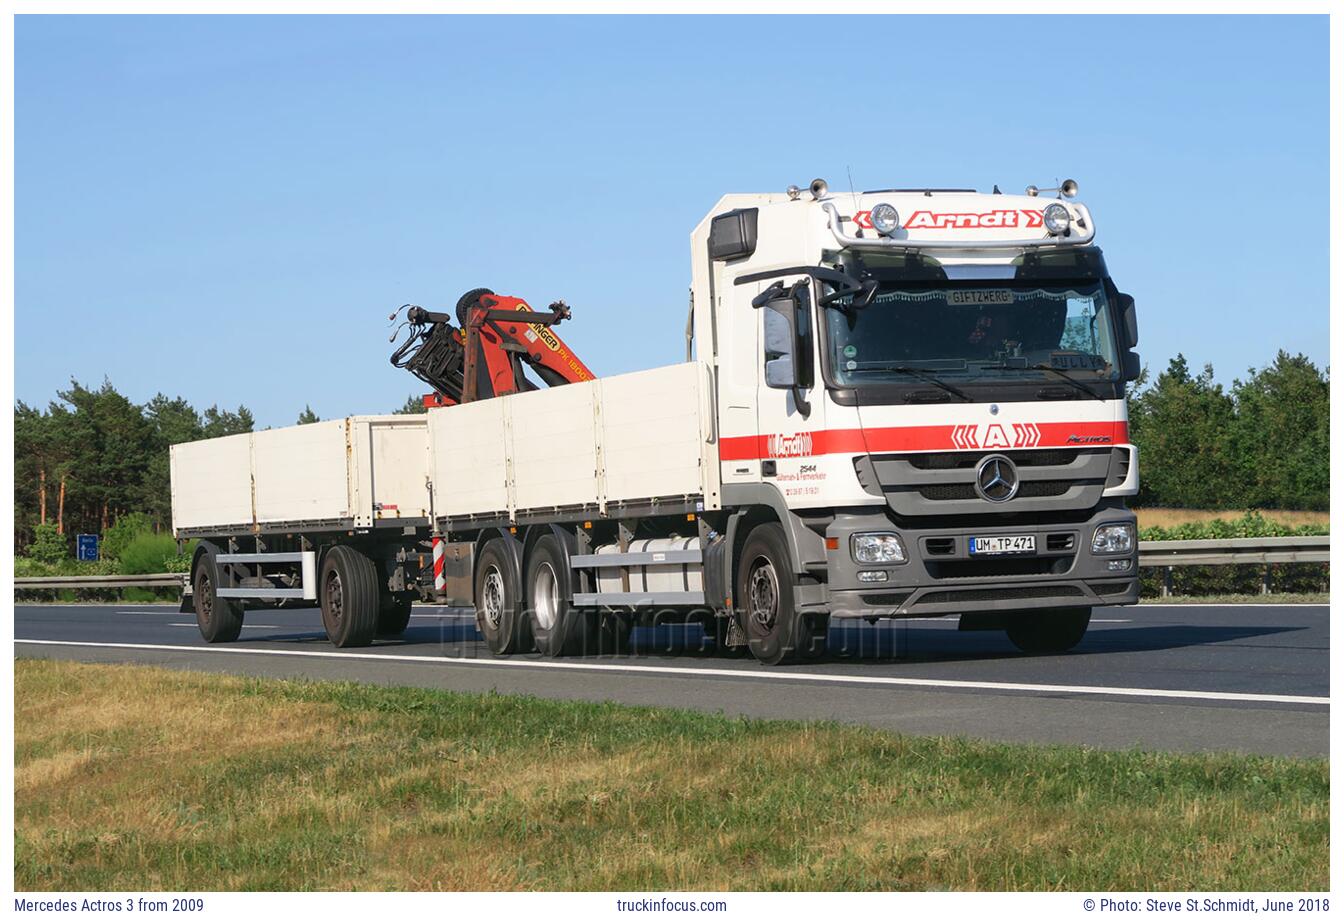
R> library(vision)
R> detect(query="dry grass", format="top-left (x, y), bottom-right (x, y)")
top-left (14, 659), bottom-right (1328, 892)
top-left (1136, 508), bottom-right (1329, 529)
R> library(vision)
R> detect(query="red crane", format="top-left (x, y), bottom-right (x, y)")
top-left (391, 287), bottom-right (596, 407)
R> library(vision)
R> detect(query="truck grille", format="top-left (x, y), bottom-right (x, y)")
top-left (855, 447), bottom-right (1113, 516)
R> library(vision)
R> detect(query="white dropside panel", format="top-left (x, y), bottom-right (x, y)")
top-left (350, 416), bottom-right (433, 527)
top-left (510, 381), bottom-right (601, 512)
top-left (428, 398), bottom-right (511, 518)
top-left (170, 432), bottom-right (254, 534)
top-left (601, 363), bottom-right (709, 505)
top-left (253, 419), bottom-right (351, 525)
top-left (170, 415), bottom-right (431, 536)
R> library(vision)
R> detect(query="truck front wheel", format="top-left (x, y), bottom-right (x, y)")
top-left (320, 545), bottom-right (380, 648)
top-left (738, 523), bottom-right (824, 665)
top-left (1005, 607), bottom-right (1092, 654)
top-left (193, 544), bottom-right (244, 643)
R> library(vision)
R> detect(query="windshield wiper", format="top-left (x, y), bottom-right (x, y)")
top-left (978, 363), bottom-right (1108, 401)
top-left (868, 365), bottom-right (974, 402)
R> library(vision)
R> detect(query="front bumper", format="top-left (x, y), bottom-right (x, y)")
top-left (824, 502), bottom-right (1139, 618)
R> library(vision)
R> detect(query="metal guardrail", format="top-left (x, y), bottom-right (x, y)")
top-left (15, 573), bottom-right (187, 590)
top-left (1138, 536), bottom-right (1330, 566)
top-left (15, 538), bottom-right (1328, 593)
top-left (1137, 536), bottom-right (1329, 596)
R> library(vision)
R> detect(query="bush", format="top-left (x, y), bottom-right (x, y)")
top-left (119, 532), bottom-right (184, 575)
top-left (102, 512), bottom-right (154, 561)
top-left (28, 524), bottom-right (68, 566)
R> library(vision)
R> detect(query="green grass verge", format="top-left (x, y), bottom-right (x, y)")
top-left (15, 659), bottom-right (1328, 892)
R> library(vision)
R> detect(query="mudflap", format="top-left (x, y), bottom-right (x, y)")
top-left (179, 582), bottom-right (194, 613)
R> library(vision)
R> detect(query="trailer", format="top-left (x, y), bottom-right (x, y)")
top-left (172, 177), bottom-right (1142, 664)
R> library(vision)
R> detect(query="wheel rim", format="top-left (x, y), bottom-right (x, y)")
top-left (534, 562), bottom-right (559, 631)
top-left (196, 569), bottom-right (213, 624)
top-left (746, 555), bottom-right (779, 631)
top-left (481, 565), bottom-right (506, 631)
top-left (325, 569), bottom-right (344, 627)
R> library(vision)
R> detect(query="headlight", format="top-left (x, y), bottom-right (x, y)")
top-left (1043, 202), bottom-right (1071, 235)
top-left (870, 202), bottom-right (901, 236)
top-left (1092, 523), bottom-right (1135, 554)
top-left (852, 533), bottom-right (907, 564)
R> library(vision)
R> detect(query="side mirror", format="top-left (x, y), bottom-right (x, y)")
top-left (762, 304), bottom-right (799, 390)
top-left (1118, 293), bottom-right (1138, 349)
top-left (754, 282), bottom-right (813, 413)
top-left (1121, 351), bottom-right (1141, 383)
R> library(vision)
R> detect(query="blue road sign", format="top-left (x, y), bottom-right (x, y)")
top-left (76, 533), bottom-right (99, 562)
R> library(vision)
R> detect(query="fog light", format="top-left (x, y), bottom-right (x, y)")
top-left (1043, 202), bottom-right (1071, 235)
top-left (1092, 523), bottom-right (1135, 554)
top-left (870, 202), bottom-right (901, 236)
top-left (857, 570), bottom-right (889, 583)
top-left (852, 533), bottom-right (908, 564)
top-left (1107, 559), bottom-right (1132, 572)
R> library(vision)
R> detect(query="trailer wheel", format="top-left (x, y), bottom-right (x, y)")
top-left (475, 538), bottom-right (528, 655)
top-left (738, 523), bottom-right (818, 666)
top-left (376, 594), bottom-right (414, 638)
top-left (1005, 607), bottom-right (1092, 654)
top-left (525, 534), bottom-right (593, 657)
top-left (193, 544), bottom-right (244, 643)
top-left (320, 545), bottom-right (380, 648)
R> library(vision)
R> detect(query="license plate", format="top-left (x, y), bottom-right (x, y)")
top-left (969, 535), bottom-right (1036, 555)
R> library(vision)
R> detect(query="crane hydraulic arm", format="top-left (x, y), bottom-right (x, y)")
top-left (390, 287), bottom-right (596, 407)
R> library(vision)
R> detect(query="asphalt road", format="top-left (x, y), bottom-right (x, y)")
top-left (14, 602), bottom-right (1329, 757)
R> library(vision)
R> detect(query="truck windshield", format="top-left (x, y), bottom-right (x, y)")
top-left (823, 281), bottom-right (1120, 388)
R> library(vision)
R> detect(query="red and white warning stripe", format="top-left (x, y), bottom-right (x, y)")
top-left (432, 537), bottom-right (445, 593)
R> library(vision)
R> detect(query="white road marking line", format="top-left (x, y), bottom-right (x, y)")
top-left (1092, 619), bottom-right (1132, 623)
top-left (166, 623), bottom-right (280, 629)
top-left (14, 639), bottom-right (1327, 707)
top-left (117, 610), bottom-right (193, 616)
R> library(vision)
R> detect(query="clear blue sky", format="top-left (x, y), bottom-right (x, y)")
top-left (16, 14), bottom-right (1329, 428)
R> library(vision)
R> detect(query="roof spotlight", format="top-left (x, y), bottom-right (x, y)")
top-left (1043, 202), bottom-right (1072, 235)
top-left (1026, 185), bottom-right (1040, 197)
top-left (870, 202), bottom-right (901, 236)
top-left (786, 185), bottom-right (802, 201)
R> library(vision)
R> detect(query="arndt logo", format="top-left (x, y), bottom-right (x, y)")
top-left (950, 423), bottom-right (1042, 450)
top-left (767, 432), bottom-right (814, 457)
top-left (853, 210), bottom-right (1043, 230)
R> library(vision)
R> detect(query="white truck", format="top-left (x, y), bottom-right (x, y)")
top-left (171, 177), bottom-right (1141, 664)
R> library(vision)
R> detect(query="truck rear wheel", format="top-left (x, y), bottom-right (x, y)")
top-left (1006, 607), bottom-right (1092, 654)
top-left (193, 544), bottom-right (244, 643)
top-left (525, 534), bottom-right (594, 657)
top-left (738, 523), bottom-right (822, 666)
top-left (320, 545), bottom-right (380, 648)
top-left (475, 538), bottom-right (529, 655)
top-left (377, 594), bottom-right (414, 638)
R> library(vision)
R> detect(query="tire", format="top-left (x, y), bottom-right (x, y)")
top-left (474, 538), bottom-right (529, 655)
top-left (1005, 607), bottom-right (1092, 654)
top-left (524, 534), bottom-right (594, 657)
top-left (738, 523), bottom-right (820, 665)
top-left (377, 593), bottom-right (414, 638)
top-left (193, 544), bottom-right (244, 643)
top-left (320, 545), bottom-right (380, 648)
